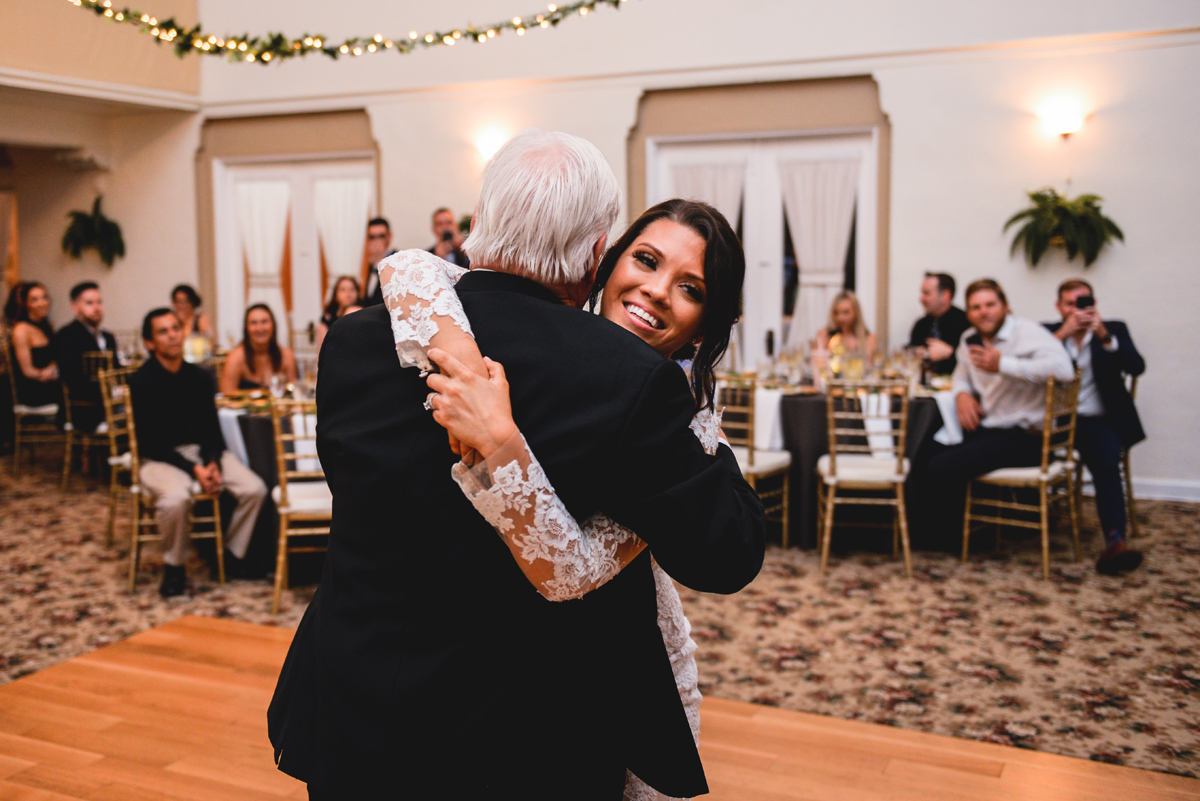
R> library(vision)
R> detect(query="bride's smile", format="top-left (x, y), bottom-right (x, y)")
top-left (600, 218), bottom-right (708, 357)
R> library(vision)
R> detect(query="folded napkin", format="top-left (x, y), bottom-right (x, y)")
top-left (864, 391), bottom-right (894, 458)
top-left (217, 407), bottom-right (249, 466)
top-left (754, 387), bottom-right (786, 451)
top-left (933, 390), bottom-right (963, 446)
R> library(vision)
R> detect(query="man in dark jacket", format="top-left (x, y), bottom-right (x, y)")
top-left (1047, 279), bottom-right (1146, 574)
top-left (131, 309), bottom-right (267, 596)
top-left (54, 281), bottom-right (117, 432)
top-left (908, 272), bottom-right (970, 375)
top-left (269, 129), bottom-right (765, 799)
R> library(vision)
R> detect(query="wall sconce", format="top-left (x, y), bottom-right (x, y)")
top-left (1037, 96), bottom-right (1086, 139)
top-left (474, 128), bottom-right (508, 161)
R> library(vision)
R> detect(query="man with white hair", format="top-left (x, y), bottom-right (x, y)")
top-left (269, 129), bottom-right (765, 799)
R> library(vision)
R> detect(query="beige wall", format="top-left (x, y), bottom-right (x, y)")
top-left (9, 108), bottom-right (201, 335)
top-left (628, 78), bottom-right (892, 337)
top-left (1, 0), bottom-right (198, 96)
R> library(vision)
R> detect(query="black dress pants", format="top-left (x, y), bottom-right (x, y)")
top-left (917, 426), bottom-right (1044, 547)
top-left (1075, 415), bottom-right (1128, 539)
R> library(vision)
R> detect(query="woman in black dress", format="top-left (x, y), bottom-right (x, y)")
top-left (4, 282), bottom-right (60, 408)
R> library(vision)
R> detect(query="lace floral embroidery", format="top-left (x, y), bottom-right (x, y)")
top-left (452, 435), bottom-right (644, 603)
top-left (379, 250), bottom-right (471, 373)
top-left (688, 407), bottom-right (724, 457)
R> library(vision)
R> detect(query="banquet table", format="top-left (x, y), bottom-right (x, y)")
top-left (777, 393), bottom-right (943, 549)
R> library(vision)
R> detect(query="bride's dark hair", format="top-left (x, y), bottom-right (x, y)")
top-left (588, 199), bottom-right (744, 413)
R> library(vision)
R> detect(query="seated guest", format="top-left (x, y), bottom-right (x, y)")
top-left (220, 304), bottom-right (298, 395)
top-left (920, 279), bottom-right (1074, 542)
top-left (131, 309), bottom-right (267, 597)
top-left (316, 275), bottom-right (362, 350)
top-left (816, 289), bottom-right (877, 358)
top-left (54, 281), bottom-right (117, 432)
top-left (1047, 279), bottom-right (1145, 574)
top-left (428, 206), bottom-right (470, 268)
top-left (908, 272), bottom-right (970, 375)
top-left (362, 217), bottom-right (396, 306)
top-left (5, 282), bottom-right (60, 409)
top-left (172, 284), bottom-right (212, 340)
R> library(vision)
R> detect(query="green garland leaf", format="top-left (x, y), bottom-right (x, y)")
top-left (69, 0), bottom-right (627, 65)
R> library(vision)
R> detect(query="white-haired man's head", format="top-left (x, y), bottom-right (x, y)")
top-left (463, 128), bottom-right (620, 286)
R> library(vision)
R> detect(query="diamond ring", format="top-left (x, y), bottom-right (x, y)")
top-left (423, 392), bottom-right (438, 412)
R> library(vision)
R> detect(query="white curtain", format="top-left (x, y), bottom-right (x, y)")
top-left (668, 163), bottom-right (746, 227)
top-left (313, 178), bottom-right (372, 297)
top-left (780, 159), bottom-right (860, 351)
top-left (236, 180), bottom-right (292, 335)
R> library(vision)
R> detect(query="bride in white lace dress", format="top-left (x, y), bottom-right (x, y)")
top-left (380, 199), bottom-right (747, 801)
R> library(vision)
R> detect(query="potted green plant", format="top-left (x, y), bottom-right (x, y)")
top-left (1004, 188), bottom-right (1124, 267)
top-left (62, 196), bottom-right (125, 267)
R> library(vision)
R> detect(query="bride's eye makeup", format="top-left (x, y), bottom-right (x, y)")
top-left (681, 283), bottom-right (705, 303)
top-left (634, 250), bottom-right (658, 269)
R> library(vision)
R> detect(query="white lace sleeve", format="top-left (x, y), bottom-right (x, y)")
top-left (451, 407), bottom-right (724, 603)
top-left (378, 249), bottom-right (471, 374)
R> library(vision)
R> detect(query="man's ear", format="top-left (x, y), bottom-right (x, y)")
top-left (592, 234), bottom-right (608, 270)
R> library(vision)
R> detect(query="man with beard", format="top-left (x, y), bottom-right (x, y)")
top-left (919, 279), bottom-right (1074, 543)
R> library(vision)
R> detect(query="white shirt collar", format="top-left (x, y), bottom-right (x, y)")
top-left (993, 316), bottom-right (1015, 342)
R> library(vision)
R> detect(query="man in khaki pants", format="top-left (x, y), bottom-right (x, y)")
top-left (130, 308), bottom-right (267, 597)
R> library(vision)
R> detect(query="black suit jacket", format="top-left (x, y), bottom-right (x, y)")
top-left (1044, 319), bottom-right (1145, 448)
top-left (269, 271), bottom-right (765, 797)
top-left (54, 319), bottom-right (117, 401)
top-left (908, 306), bottom-right (970, 375)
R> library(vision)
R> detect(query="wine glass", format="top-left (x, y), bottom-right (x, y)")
top-left (269, 373), bottom-right (288, 399)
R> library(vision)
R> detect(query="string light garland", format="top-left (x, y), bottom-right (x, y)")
top-left (68, 0), bottom-right (629, 64)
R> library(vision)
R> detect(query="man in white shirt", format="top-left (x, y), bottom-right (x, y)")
top-left (919, 279), bottom-right (1074, 543)
top-left (1046, 279), bottom-right (1145, 574)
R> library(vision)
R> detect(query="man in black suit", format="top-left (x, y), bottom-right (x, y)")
top-left (269, 129), bottom-right (766, 799)
top-left (908, 272), bottom-right (970, 375)
top-left (1047, 279), bottom-right (1146, 574)
top-left (428, 206), bottom-right (470, 268)
top-left (361, 217), bottom-right (395, 306)
top-left (54, 281), bottom-right (117, 432)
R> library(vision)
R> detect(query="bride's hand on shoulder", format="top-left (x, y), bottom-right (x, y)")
top-left (426, 349), bottom-right (518, 460)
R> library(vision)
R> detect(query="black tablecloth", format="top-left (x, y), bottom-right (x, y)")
top-left (778, 395), bottom-right (942, 549)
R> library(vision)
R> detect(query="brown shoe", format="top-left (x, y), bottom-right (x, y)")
top-left (1096, 541), bottom-right (1143, 575)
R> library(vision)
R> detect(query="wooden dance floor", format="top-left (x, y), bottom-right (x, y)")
top-left (0, 616), bottom-right (1197, 800)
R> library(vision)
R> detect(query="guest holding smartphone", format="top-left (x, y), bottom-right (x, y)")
top-left (1047, 279), bottom-right (1145, 574)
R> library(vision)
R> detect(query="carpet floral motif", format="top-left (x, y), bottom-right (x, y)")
top-left (2, 466), bottom-right (1198, 777)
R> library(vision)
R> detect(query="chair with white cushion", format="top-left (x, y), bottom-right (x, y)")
top-left (269, 396), bottom-right (330, 614)
top-left (818, 379), bottom-right (912, 577)
top-left (5, 339), bottom-right (66, 478)
top-left (717, 373), bottom-right (792, 547)
top-left (107, 377), bottom-right (224, 593)
top-left (962, 372), bottom-right (1081, 579)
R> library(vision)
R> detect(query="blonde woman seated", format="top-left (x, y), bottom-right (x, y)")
top-left (816, 289), bottom-right (877, 357)
top-left (219, 304), bottom-right (297, 395)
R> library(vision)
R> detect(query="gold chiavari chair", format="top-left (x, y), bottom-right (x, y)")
top-left (61, 350), bottom-right (115, 489)
top-left (717, 373), bottom-right (792, 547)
top-left (818, 379), bottom-right (912, 577)
top-left (106, 377), bottom-right (225, 592)
top-left (269, 396), bottom-right (331, 614)
top-left (5, 342), bottom-right (66, 478)
top-left (98, 367), bottom-right (136, 545)
top-left (962, 372), bottom-right (1082, 579)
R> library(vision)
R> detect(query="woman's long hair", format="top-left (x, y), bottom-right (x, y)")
top-left (241, 303), bottom-right (283, 373)
top-left (4, 281), bottom-right (53, 338)
top-left (588, 199), bottom-right (745, 412)
top-left (323, 275), bottom-right (362, 321)
top-left (826, 289), bottom-right (869, 342)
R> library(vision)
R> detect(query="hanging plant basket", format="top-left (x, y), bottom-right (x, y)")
top-left (62, 196), bottom-right (125, 267)
top-left (1004, 188), bottom-right (1124, 267)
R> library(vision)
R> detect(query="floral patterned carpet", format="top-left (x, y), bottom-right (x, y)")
top-left (2, 463), bottom-right (1198, 777)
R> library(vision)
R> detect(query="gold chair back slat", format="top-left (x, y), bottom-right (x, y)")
top-left (268, 395), bottom-right (328, 614)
